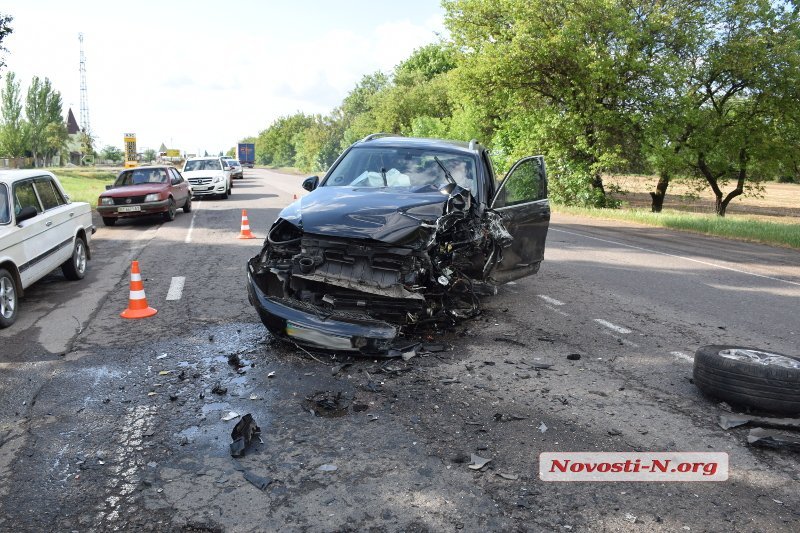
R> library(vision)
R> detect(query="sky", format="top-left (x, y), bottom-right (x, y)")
top-left (2, 1), bottom-right (446, 155)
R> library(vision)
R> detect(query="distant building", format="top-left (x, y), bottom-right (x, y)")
top-left (64, 108), bottom-right (83, 165)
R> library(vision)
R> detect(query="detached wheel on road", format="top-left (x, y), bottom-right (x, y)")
top-left (102, 217), bottom-right (116, 226)
top-left (0, 268), bottom-right (18, 328)
top-left (61, 236), bottom-right (88, 280)
top-left (163, 198), bottom-right (177, 221)
top-left (693, 345), bottom-right (800, 415)
top-left (183, 195), bottom-right (192, 213)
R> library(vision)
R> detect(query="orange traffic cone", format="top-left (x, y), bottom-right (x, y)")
top-left (120, 261), bottom-right (157, 319)
top-left (237, 209), bottom-right (255, 239)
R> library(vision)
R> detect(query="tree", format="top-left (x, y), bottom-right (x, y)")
top-left (100, 145), bottom-right (123, 163)
top-left (143, 148), bottom-right (156, 162)
top-left (255, 113), bottom-right (316, 166)
top-left (0, 71), bottom-right (26, 157)
top-left (25, 76), bottom-right (65, 167)
top-left (0, 13), bottom-right (12, 74)
top-left (226, 147), bottom-right (235, 157)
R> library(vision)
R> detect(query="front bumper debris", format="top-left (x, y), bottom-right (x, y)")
top-left (247, 265), bottom-right (397, 353)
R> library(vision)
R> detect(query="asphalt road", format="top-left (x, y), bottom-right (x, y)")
top-left (0, 168), bottom-right (798, 532)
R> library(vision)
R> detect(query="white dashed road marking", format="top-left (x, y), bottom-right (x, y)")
top-left (166, 277), bottom-right (186, 301)
top-left (672, 351), bottom-right (695, 363)
top-left (185, 203), bottom-right (200, 243)
top-left (538, 295), bottom-right (565, 306)
top-left (545, 305), bottom-right (570, 317)
top-left (594, 319), bottom-right (632, 334)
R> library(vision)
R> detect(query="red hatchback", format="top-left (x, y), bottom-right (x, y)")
top-left (96, 166), bottom-right (191, 226)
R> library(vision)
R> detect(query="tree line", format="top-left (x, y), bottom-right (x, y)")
top-left (245, 0), bottom-right (800, 216)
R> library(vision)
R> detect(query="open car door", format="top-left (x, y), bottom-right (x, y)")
top-left (487, 156), bottom-right (550, 283)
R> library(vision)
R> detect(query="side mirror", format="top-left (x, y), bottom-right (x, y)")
top-left (302, 176), bottom-right (319, 192)
top-left (16, 206), bottom-right (38, 225)
top-left (105, 184), bottom-right (114, 190)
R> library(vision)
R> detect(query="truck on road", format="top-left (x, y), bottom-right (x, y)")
top-left (237, 143), bottom-right (255, 168)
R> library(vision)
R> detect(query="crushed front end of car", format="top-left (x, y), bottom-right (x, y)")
top-left (247, 183), bottom-right (512, 354)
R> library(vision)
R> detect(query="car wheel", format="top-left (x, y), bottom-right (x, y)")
top-left (693, 345), bottom-right (800, 415)
top-left (62, 236), bottom-right (88, 281)
top-left (183, 195), bottom-right (192, 213)
top-left (220, 188), bottom-right (229, 199)
top-left (0, 268), bottom-right (18, 328)
top-left (102, 217), bottom-right (116, 226)
top-left (163, 198), bottom-right (177, 221)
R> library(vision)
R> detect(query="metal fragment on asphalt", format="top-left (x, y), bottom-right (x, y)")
top-left (222, 411), bottom-right (240, 421)
top-left (468, 454), bottom-right (492, 470)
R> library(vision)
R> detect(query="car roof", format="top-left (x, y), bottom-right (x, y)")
top-left (0, 169), bottom-right (58, 185)
top-left (119, 165), bottom-right (173, 171)
top-left (185, 157), bottom-right (221, 161)
top-left (355, 135), bottom-right (479, 156)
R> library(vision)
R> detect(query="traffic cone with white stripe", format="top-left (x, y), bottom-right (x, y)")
top-left (237, 209), bottom-right (255, 239)
top-left (120, 261), bottom-right (157, 319)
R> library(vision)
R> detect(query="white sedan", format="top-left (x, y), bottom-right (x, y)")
top-left (0, 170), bottom-right (95, 327)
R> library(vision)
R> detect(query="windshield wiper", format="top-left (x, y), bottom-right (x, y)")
top-left (380, 167), bottom-right (388, 186)
top-left (434, 156), bottom-right (456, 185)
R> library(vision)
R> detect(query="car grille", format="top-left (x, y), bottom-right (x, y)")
top-left (188, 177), bottom-right (213, 185)
top-left (113, 195), bottom-right (147, 205)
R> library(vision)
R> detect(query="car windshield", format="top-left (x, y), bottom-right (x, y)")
top-left (115, 169), bottom-right (168, 187)
top-left (324, 147), bottom-right (478, 196)
top-left (184, 159), bottom-right (221, 171)
top-left (0, 185), bottom-right (9, 224)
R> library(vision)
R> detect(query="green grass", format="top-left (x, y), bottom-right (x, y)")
top-left (555, 205), bottom-right (800, 249)
top-left (49, 168), bottom-right (117, 207)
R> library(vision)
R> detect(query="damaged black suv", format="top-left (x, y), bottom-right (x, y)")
top-left (246, 134), bottom-right (549, 353)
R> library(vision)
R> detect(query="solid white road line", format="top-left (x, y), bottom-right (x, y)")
top-left (550, 227), bottom-right (800, 287)
top-left (538, 294), bottom-right (565, 306)
top-left (671, 351), bottom-right (695, 363)
top-left (594, 319), bottom-right (632, 334)
top-left (166, 277), bottom-right (186, 301)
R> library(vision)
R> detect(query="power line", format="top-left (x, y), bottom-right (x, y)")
top-left (78, 33), bottom-right (90, 136)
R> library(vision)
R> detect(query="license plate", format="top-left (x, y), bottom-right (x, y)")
top-left (285, 321), bottom-right (353, 350)
top-left (118, 205), bottom-right (141, 213)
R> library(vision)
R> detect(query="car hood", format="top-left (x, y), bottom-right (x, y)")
top-left (100, 184), bottom-right (168, 197)
top-left (183, 170), bottom-right (226, 179)
top-left (279, 186), bottom-right (454, 244)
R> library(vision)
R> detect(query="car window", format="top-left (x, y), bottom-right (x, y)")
top-left (115, 169), bottom-right (166, 186)
top-left (169, 168), bottom-right (183, 183)
top-left (0, 184), bottom-right (10, 224)
top-left (34, 178), bottom-right (66, 210)
top-left (324, 147), bottom-right (478, 196)
top-left (13, 181), bottom-right (42, 215)
top-left (493, 157), bottom-right (545, 208)
top-left (184, 159), bottom-right (221, 171)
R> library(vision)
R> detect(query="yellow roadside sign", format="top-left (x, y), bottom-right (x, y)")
top-left (124, 133), bottom-right (137, 168)
top-left (166, 149), bottom-right (180, 158)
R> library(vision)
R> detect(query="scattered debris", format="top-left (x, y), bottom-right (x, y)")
top-left (211, 382), bottom-right (227, 395)
top-left (421, 343), bottom-right (447, 353)
top-left (230, 414), bottom-right (261, 457)
top-left (538, 422), bottom-right (548, 433)
top-left (494, 337), bottom-right (526, 347)
top-left (527, 362), bottom-right (554, 370)
top-left (747, 428), bottom-right (800, 451)
top-left (718, 402), bottom-right (733, 412)
top-left (222, 411), bottom-right (240, 422)
top-left (242, 470), bottom-right (273, 491)
top-left (305, 391), bottom-right (350, 417)
top-left (401, 350), bottom-right (417, 361)
top-left (719, 414), bottom-right (800, 430)
top-left (267, 371), bottom-right (276, 378)
top-left (608, 428), bottom-right (622, 436)
top-left (147, 392), bottom-right (157, 397)
top-left (158, 370), bottom-right (172, 376)
top-left (227, 354), bottom-right (243, 368)
top-left (566, 353), bottom-right (581, 361)
top-left (493, 413), bottom-right (528, 422)
top-left (497, 472), bottom-right (519, 480)
top-left (156, 353), bottom-right (168, 359)
top-left (624, 513), bottom-right (637, 524)
top-left (468, 454), bottom-right (492, 471)
top-left (330, 363), bottom-right (352, 376)
top-left (318, 464), bottom-right (338, 472)
top-left (249, 394), bottom-right (260, 400)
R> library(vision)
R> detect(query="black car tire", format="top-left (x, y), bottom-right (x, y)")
top-left (221, 187), bottom-right (229, 200)
top-left (693, 344), bottom-right (800, 415)
top-left (61, 236), bottom-right (88, 281)
top-left (0, 268), bottom-right (18, 328)
top-left (163, 198), bottom-right (177, 221)
top-left (183, 196), bottom-right (192, 213)
top-left (102, 217), bottom-right (116, 226)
